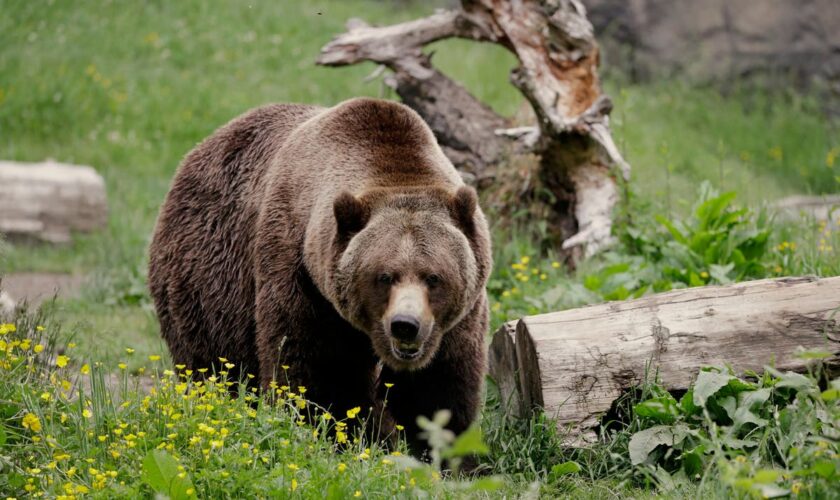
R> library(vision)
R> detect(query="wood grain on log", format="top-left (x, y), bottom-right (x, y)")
top-left (0, 160), bottom-right (108, 244)
top-left (488, 277), bottom-right (840, 446)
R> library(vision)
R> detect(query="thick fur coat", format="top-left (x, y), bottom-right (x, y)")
top-left (148, 98), bottom-right (492, 449)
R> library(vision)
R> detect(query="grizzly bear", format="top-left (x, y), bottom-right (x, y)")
top-left (148, 98), bottom-right (492, 451)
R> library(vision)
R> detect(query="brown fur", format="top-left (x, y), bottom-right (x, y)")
top-left (148, 98), bottom-right (492, 453)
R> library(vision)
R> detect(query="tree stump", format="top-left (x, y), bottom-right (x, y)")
top-left (0, 160), bottom-right (108, 244)
top-left (488, 276), bottom-right (840, 446)
top-left (317, 0), bottom-right (629, 259)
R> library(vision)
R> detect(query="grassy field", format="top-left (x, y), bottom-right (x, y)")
top-left (1, 0), bottom-right (839, 498)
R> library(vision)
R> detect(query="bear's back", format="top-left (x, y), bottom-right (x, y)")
top-left (149, 103), bottom-right (322, 374)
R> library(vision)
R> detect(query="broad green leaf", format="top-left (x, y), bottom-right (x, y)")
top-left (679, 444), bottom-right (706, 476)
top-left (465, 476), bottom-right (505, 492)
top-left (821, 388), bottom-right (840, 401)
top-left (753, 469), bottom-right (780, 483)
top-left (549, 461), bottom-right (581, 478)
top-left (142, 450), bottom-right (195, 500)
top-left (680, 388), bottom-right (700, 415)
top-left (774, 371), bottom-right (813, 391)
top-left (693, 371), bottom-right (733, 408)
top-left (629, 425), bottom-right (675, 465)
top-left (6, 472), bottom-right (24, 489)
top-left (808, 460), bottom-right (837, 479)
top-left (738, 388), bottom-right (771, 410)
top-left (634, 396), bottom-right (681, 424)
top-left (719, 395), bottom-right (737, 420)
top-left (655, 215), bottom-right (688, 244)
top-left (709, 263), bottom-right (734, 284)
top-left (689, 272), bottom-right (704, 287)
top-left (441, 424), bottom-right (488, 459)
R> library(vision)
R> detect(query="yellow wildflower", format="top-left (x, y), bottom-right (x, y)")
top-left (56, 355), bottom-right (69, 368)
top-left (80, 364), bottom-right (90, 375)
top-left (346, 406), bottom-right (361, 419)
top-left (23, 413), bottom-right (42, 432)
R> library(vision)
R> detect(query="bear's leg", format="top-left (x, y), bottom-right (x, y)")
top-left (255, 278), bottom-right (380, 427)
top-left (379, 298), bottom-right (488, 456)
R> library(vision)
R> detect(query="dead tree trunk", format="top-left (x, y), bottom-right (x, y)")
top-left (317, 0), bottom-right (629, 258)
top-left (488, 276), bottom-right (840, 446)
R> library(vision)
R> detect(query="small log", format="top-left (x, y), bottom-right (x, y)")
top-left (0, 160), bottom-right (108, 244)
top-left (774, 194), bottom-right (840, 223)
top-left (488, 277), bottom-right (840, 446)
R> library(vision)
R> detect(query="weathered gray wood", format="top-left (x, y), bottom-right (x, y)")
top-left (505, 276), bottom-right (840, 446)
top-left (317, 0), bottom-right (630, 259)
top-left (0, 291), bottom-right (15, 317)
top-left (774, 195), bottom-right (840, 223)
top-left (488, 321), bottom-right (521, 417)
top-left (0, 160), bottom-right (108, 243)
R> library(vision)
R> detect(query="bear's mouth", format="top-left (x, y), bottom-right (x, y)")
top-left (391, 340), bottom-right (423, 360)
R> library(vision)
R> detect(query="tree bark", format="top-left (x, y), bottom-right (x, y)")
top-left (0, 160), bottom-right (108, 244)
top-left (488, 276), bottom-right (840, 446)
top-left (317, 0), bottom-right (629, 258)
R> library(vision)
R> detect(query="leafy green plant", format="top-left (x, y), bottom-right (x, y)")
top-left (620, 181), bottom-right (773, 288)
top-left (627, 361), bottom-right (840, 498)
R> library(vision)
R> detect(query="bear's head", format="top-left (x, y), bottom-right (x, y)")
top-left (331, 186), bottom-right (485, 371)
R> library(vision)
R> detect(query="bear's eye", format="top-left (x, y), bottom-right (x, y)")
top-left (425, 274), bottom-right (442, 288)
top-left (377, 273), bottom-right (394, 286)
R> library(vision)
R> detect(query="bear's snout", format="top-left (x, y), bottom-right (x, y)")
top-left (390, 314), bottom-right (420, 342)
top-left (383, 283), bottom-right (435, 364)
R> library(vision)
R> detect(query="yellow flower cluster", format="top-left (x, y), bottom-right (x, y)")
top-left (509, 256), bottom-right (559, 284)
top-left (1, 319), bottom-right (422, 498)
top-left (776, 241), bottom-right (797, 252)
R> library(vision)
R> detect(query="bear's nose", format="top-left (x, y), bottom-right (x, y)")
top-left (390, 314), bottom-right (420, 342)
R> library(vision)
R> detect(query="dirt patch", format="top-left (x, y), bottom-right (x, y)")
top-left (0, 272), bottom-right (86, 307)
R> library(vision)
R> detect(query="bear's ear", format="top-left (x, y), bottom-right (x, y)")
top-left (448, 186), bottom-right (477, 234)
top-left (333, 191), bottom-right (369, 237)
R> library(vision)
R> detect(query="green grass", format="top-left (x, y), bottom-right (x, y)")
top-left (2, 0), bottom-right (840, 497)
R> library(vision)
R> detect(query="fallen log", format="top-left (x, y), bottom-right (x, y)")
top-left (488, 276), bottom-right (840, 446)
top-left (0, 160), bottom-right (108, 244)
